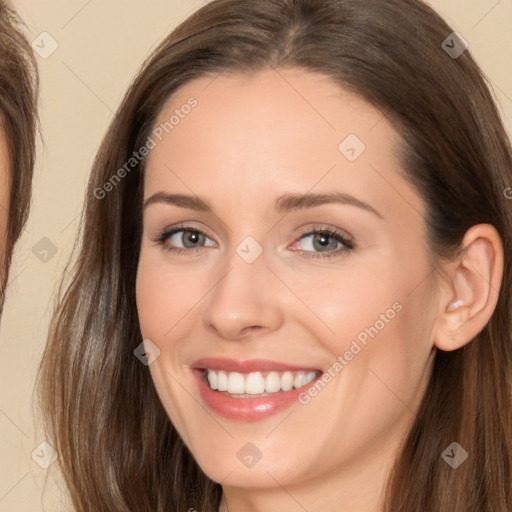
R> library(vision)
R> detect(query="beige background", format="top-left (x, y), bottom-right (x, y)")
top-left (0, 1), bottom-right (511, 510)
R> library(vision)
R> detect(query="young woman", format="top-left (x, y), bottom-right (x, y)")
top-left (37, 0), bottom-right (512, 510)
top-left (0, 0), bottom-right (38, 315)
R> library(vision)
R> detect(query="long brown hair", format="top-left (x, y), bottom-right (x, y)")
top-left (36, 0), bottom-right (512, 510)
top-left (0, 0), bottom-right (39, 313)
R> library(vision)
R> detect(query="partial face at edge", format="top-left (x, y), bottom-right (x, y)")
top-left (0, 117), bottom-right (11, 308)
top-left (135, 68), bottom-right (440, 490)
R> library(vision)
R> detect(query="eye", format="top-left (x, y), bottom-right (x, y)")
top-left (155, 224), bottom-right (215, 254)
top-left (153, 223), bottom-right (355, 260)
top-left (291, 227), bottom-right (355, 259)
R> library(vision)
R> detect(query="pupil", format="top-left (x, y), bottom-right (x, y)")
top-left (184, 230), bottom-right (202, 247)
top-left (314, 233), bottom-right (335, 251)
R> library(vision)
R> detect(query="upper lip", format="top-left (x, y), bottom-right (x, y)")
top-left (191, 357), bottom-right (321, 373)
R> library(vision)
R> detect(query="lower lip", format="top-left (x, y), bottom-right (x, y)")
top-left (192, 369), bottom-right (321, 422)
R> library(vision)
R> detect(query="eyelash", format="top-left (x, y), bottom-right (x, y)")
top-left (153, 222), bottom-right (355, 260)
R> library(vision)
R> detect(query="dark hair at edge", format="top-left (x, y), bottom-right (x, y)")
top-left (0, 0), bottom-right (39, 314)
top-left (36, 0), bottom-right (512, 510)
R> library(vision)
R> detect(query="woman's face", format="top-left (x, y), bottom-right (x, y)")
top-left (0, 120), bottom-right (10, 302)
top-left (136, 68), bottom-right (440, 492)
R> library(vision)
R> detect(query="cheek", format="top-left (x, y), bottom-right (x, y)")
top-left (135, 250), bottom-right (205, 338)
top-left (284, 255), bottom-right (435, 394)
top-left (296, 281), bottom-right (433, 458)
top-left (270, 257), bottom-right (406, 353)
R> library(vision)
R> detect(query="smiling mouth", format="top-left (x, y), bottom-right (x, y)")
top-left (200, 368), bottom-right (321, 398)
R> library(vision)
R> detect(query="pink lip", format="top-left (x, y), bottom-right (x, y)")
top-left (191, 357), bottom-right (320, 373)
top-left (190, 358), bottom-right (323, 422)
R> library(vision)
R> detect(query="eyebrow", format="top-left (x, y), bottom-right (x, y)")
top-left (143, 191), bottom-right (383, 218)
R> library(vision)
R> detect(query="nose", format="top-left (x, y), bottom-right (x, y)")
top-left (201, 251), bottom-right (284, 341)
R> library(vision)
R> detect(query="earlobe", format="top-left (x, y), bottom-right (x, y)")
top-left (434, 224), bottom-right (504, 352)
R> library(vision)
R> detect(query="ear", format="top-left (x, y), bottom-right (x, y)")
top-left (434, 223), bottom-right (504, 351)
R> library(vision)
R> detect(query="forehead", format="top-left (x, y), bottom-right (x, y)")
top-left (143, 68), bottom-right (422, 221)
top-left (150, 67), bottom-right (389, 150)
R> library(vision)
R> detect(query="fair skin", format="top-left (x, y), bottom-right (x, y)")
top-left (136, 68), bottom-right (502, 512)
top-left (0, 117), bottom-right (11, 305)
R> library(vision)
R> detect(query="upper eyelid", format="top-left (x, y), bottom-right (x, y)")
top-left (159, 222), bottom-right (215, 240)
top-left (155, 223), bottom-right (353, 246)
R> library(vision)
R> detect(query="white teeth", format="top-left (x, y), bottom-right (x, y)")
top-left (205, 369), bottom-right (318, 395)
top-left (245, 372), bottom-right (265, 394)
top-left (265, 371), bottom-right (281, 393)
top-left (207, 370), bottom-right (218, 390)
top-left (281, 371), bottom-right (294, 391)
top-left (294, 372), bottom-right (306, 389)
top-left (227, 372), bottom-right (245, 394)
top-left (217, 371), bottom-right (228, 391)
